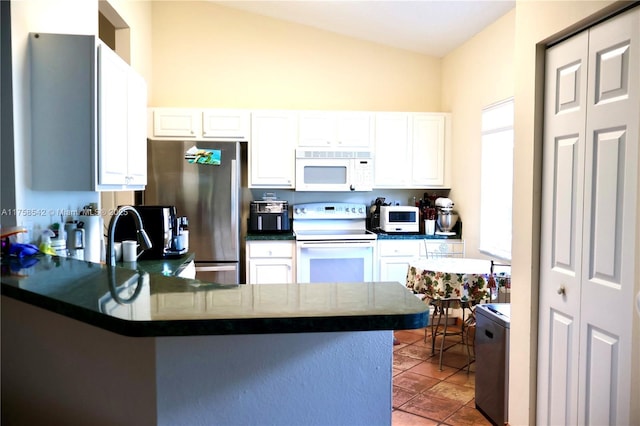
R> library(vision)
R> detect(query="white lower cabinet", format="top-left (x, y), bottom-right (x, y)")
top-left (246, 241), bottom-right (295, 284)
top-left (377, 239), bottom-right (465, 286)
top-left (378, 240), bottom-right (422, 286)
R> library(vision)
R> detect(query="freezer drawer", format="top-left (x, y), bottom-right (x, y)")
top-left (475, 303), bottom-right (510, 426)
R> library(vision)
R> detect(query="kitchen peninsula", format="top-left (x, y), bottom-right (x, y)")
top-left (1, 255), bottom-right (427, 426)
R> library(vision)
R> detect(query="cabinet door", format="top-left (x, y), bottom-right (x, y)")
top-left (98, 44), bottom-right (129, 186)
top-left (126, 70), bottom-right (147, 187)
top-left (379, 257), bottom-right (413, 286)
top-left (378, 240), bottom-right (421, 285)
top-left (250, 111), bottom-right (297, 188)
top-left (411, 113), bottom-right (447, 187)
top-left (298, 112), bottom-right (335, 147)
top-left (202, 109), bottom-right (250, 140)
top-left (248, 258), bottom-right (294, 284)
top-left (374, 113), bottom-right (411, 187)
top-left (152, 108), bottom-right (199, 138)
top-left (335, 112), bottom-right (373, 148)
top-left (298, 112), bottom-right (373, 148)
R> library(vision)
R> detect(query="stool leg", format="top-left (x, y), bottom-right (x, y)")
top-left (439, 304), bottom-right (449, 371)
top-left (462, 307), bottom-right (472, 375)
top-left (431, 305), bottom-right (442, 355)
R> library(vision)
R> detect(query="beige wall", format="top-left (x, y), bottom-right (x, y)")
top-left (150, 1), bottom-right (442, 111)
top-left (441, 9), bottom-right (516, 261)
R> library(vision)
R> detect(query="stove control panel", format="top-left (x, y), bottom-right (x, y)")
top-left (293, 202), bottom-right (366, 219)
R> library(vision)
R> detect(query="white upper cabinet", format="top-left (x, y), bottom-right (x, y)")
top-left (374, 113), bottom-right (412, 187)
top-left (202, 109), bottom-right (250, 140)
top-left (152, 109), bottom-right (200, 138)
top-left (98, 44), bottom-right (147, 188)
top-left (30, 33), bottom-right (147, 191)
top-left (149, 108), bottom-right (250, 141)
top-left (298, 111), bottom-right (373, 149)
top-left (410, 113), bottom-right (450, 187)
top-left (374, 112), bottom-right (451, 189)
top-left (249, 110), bottom-right (297, 188)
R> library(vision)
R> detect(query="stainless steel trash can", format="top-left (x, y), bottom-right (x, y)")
top-left (475, 303), bottom-right (510, 426)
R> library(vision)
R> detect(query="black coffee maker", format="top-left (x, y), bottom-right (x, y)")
top-left (113, 205), bottom-right (178, 259)
top-left (368, 197), bottom-right (387, 231)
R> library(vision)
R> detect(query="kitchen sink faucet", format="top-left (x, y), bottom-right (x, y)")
top-left (106, 206), bottom-right (153, 267)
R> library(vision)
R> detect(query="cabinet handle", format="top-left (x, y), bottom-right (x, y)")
top-left (557, 286), bottom-right (566, 296)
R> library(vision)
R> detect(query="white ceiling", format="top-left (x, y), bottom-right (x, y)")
top-left (213, 0), bottom-right (515, 57)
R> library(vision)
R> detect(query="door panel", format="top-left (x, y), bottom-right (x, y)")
top-left (548, 310), bottom-right (574, 426)
top-left (579, 9), bottom-right (639, 425)
top-left (539, 31), bottom-right (588, 426)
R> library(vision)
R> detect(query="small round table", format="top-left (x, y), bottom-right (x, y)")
top-left (406, 258), bottom-right (492, 372)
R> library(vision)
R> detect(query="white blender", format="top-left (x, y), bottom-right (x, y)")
top-left (435, 197), bottom-right (458, 236)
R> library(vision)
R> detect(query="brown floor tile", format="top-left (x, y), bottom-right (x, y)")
top-left (407, 360), bottom-right (458, 380)
top-left (393, 329), bottom-right (486, 426)
top-left (445, 370), bottom-right (476, 389)
top-left (443, 405), bottom-right (493, 426)
top-left (394, 371), bottom-right (439, 394)
top-left (399, 393), bottom-right (463, 422)
top-left (395, 330), bottom-right (424, 344)
top-left (432, 351), bottom-right (472, 370)
top-left (392, 409), bottom-right (439, 426)
top-left (427, 381), bottom-right (475, 405)
top-left (394, 342), bottom-right (409, 351)
top-left (395, 344), bottom-right (434, 360)
top-left (394, 353), bottom-right (424, 370)
top-left (393, 385), bottom-right (418, 408)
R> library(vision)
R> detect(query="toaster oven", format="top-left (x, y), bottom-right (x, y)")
top-left (379, 205), bottom-right (420, 233)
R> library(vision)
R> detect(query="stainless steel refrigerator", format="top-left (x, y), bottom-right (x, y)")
top-left (144, 140), bottom-right (242, 284)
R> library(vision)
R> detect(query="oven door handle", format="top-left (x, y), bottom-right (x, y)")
top-left (297, 241), bottom-right (376, 249)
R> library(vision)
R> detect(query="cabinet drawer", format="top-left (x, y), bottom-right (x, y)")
top-left (248, 241), bottom-right (294, 258)
top-left (421, 240), bottom-right (465, 257)
top-left (378, 240), bottom-right (421, 257)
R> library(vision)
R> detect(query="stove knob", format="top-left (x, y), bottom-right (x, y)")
top-left (358, 207), bottom-right (364, 214)
top-left (351, 208), bottom-right (356, 213)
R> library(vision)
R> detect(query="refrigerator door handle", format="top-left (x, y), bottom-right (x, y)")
top-left (195, 265), bottom-right (237, 272)
top-left (231, 158), bottom-right (238, 251)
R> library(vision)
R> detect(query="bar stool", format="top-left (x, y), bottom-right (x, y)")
top-left (427, 298), bottom-right (474, 373)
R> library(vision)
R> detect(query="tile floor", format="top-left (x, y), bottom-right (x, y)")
top-left (392, 325), bottom-right (492, 426)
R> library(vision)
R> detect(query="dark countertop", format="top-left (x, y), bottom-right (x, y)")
top-left (375, 232), bottom-right (462, 240)
top-left (1, 255), bottom-right (428, 338)
top-left (245, 232), bottom-right (296, 241)
top-left (116, 252), bottom-right (195, 276)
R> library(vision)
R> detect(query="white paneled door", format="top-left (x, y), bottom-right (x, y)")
top-left (539, 7), bottom-right (639, 426)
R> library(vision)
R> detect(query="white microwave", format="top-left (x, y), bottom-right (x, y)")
top-left (295, 149), bottom-right (374, 192)
top-left (380, 205), bottom-right (420, 233)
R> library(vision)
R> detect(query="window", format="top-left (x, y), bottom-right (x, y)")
top-left (479, 98), bottom-right (514, 260)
